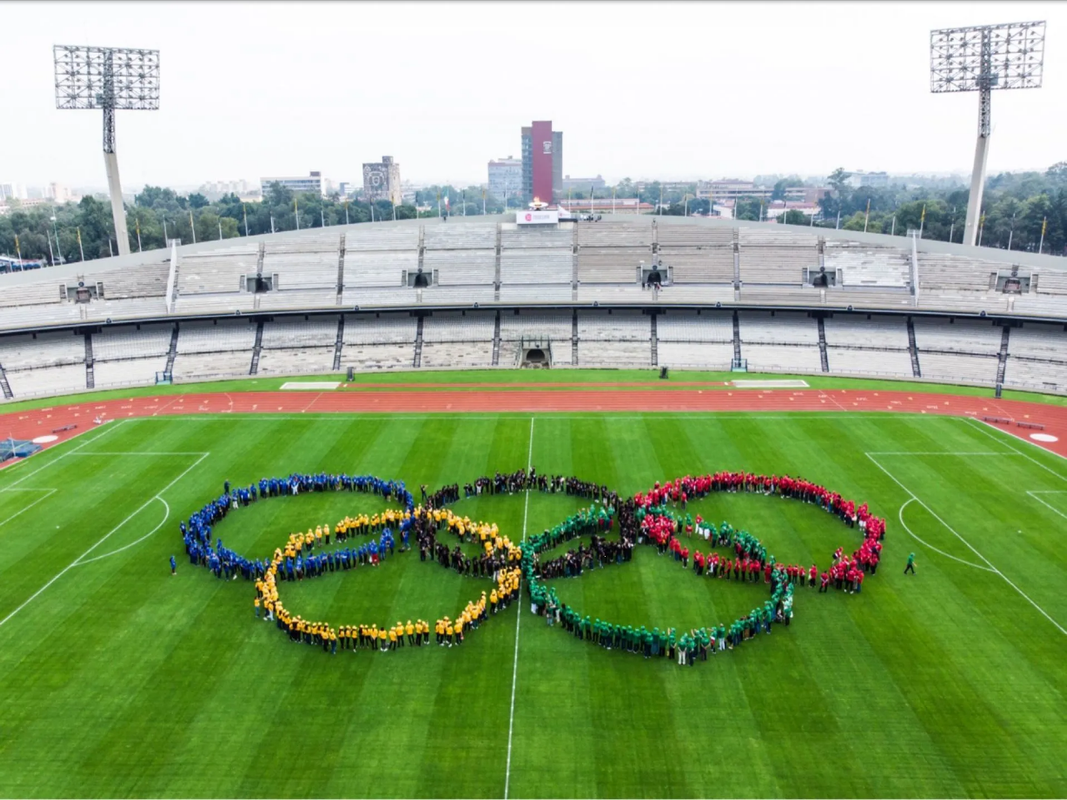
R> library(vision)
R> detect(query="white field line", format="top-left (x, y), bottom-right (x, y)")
top-left (76, 498), bottom-right (171, 565)
top-left (966, 417), bottom-right (1067, 482)
top-left (1026, 491), bottom-right (1067, 521)
top-left (897, 499), bottom-right (994, 573)
top-left (866, 452), bottom-right (1066, 636)
top-left (0, 451), bottom-right (209, 630)
top-left (504, 417), bottom-right (534, 800)
top-left (867, 452), bottom-right (1023, 457)
top-left (0, 419), bottom-right (128, 489)
top-left (0, 488), bottom-right (58, 528)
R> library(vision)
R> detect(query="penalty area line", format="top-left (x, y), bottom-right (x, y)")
top-left (504, 416), bottom-right (534, 800)
top-left (1026, 491), bottom-right (1067, 521)
top-left (0, 451), bottom-right (209, 631)
top-left (866, 452), bottom-right (1066, 637)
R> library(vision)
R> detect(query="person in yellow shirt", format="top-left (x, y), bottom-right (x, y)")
top-left (405, 620), bottom-right (415, 646)
top-left (444, 618), bottom-right (454, 647)
top-left (490, 589), bottom-right (499, 614)
top-left (454, 617), bottom-right (464, 645)
top-left (388, 626), bottom-right (398, 651)
top-left (435, 619), bottom-right (445, 646)
top-left (379, 627), bottom-right (389, 652)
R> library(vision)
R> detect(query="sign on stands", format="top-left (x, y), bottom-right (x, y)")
top-left (517, 210), bottom-right (559, 226)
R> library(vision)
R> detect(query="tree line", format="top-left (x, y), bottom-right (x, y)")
top-left (2, 164), bottom-right (1065, 266)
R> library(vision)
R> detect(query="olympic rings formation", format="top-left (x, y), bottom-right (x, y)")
top-left (177, 470), bottom-right (886, 663)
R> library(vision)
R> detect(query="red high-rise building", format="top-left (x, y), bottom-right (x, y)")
top-left (521, 121), bottom-right (563, 204)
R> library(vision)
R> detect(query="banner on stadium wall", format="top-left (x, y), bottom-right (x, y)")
top-left (517, 210), bottom-right (559, 226)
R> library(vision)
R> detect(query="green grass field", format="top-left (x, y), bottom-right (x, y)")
top-left (0, 410), bottom-right (1064, 798)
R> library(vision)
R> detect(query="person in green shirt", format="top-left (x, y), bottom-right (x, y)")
top-left (905, 552), bottom-right (916, 574)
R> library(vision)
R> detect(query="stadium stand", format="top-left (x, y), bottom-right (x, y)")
top-left (822, 314), bottom-right (914, 378)
top-left (656, 310), bottom-right (735, 369)
top-left (824, 242), bottom-right (912, 288)
top-left (256, 316), bottom-right (338, 376)
top-left (577, 310), bottom-right (651, 367)
top-left (341, 313), bottom-right (417, 371)
top-left (738, 229), bottom-right (819, 285)
top-left (1, 216), bottom-right (1066, 397)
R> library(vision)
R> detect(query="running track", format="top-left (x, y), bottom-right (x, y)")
top-left (2, 387), bottom-right (1065, 460)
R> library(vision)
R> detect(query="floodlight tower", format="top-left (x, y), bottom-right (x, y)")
top-left (930, 22), bottom-right (1045, 247)
top-left (54, 45), bottom-right (160, 257)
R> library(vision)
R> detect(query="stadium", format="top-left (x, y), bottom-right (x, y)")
top-left (1, 11), bottom-right (1066, 800)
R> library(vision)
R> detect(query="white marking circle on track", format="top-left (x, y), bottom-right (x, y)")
top-left (31, 435), bottom-right (59, 444)
top-left (1030, 433), bottom-right (1059, 443)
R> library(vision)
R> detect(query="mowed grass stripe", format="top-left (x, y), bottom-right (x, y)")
top-left (0, 413), bottom-right (1064, 797)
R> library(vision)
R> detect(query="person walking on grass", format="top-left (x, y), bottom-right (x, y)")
top-left (170, 555), bottom-right (176, 576)
top-left (904, 552), bottom-right (916, 575)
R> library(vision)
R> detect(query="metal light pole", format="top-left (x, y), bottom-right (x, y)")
top-left (47, 231), bottom-right (56, 266)
top-left (919, 204), bottom-right (926, 239)
top-left (77, 226), bottom-right (85, 261)
top-left (863, 198), bottom-right (871, 233)
top-left (321, 208), bottom-right (325, 228)
top-left (53, 45), bottom-right (160, 257)
top-left (1007, 211), bottom-right (1016, 250)
top-left (218, 218), bottom-right (223, 241)
top-left (294, 198), bottom-right (300, 230)
top-left (162, 213), bottom-right (168, 243)
top-left (948, 206), bottom-right (956, 243)
top-left (344, 200), bottom-right (349, 226)
top-left (51, 210), bottom-right (63, 263)
top-left (189, 210), bottom-right (196, 244)
top-left (891, 215), bottom-right (897, 236)
top-left (243, 204), bottom-right (249, 237)
top-left (270, 214), bottom-right (275, 235)
top-left (1039, 216), bottom-right (1047, 254)
top-left (136, 216), bottom-right (142, 252)
top-left (930, 21), bottom-right (1046, 246)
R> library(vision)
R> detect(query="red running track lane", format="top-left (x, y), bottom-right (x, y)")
top-left (2, 388), bottom-right (1065, 463)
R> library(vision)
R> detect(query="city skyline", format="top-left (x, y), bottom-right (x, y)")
top-left (3, 1), bottom-right (1063, 192)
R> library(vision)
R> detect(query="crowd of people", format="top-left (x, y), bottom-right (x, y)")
top-left (178, 465), bottom-right (884, 663)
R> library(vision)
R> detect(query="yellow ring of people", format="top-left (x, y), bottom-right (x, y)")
top-left (256, 505), bottom-right (523, 653)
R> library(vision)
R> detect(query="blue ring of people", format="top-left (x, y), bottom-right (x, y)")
top-left (177, 469), bottom-right (886, 665)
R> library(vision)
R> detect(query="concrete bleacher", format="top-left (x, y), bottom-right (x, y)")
top-left (823, 314), bottom-right (910, 349)
top-left (918, 352), bottom-right (999, 385)
top-left (1007, 322), bottom-right (1067, 360)
top-left (499, 226), bottom-right (572, 249)
top-left (94, 357), bottom-right (168, 388)
top-left (344, 227), bottom-right (420, 252)
top-left (916, 253), bottom-right (997, 293)
top-left (738, 229), bottom-right (819, 284)
top-left (823, 314), bottom-right (913, 378)
top-left (576, 249), bottom-right (645, 283)
top-left (912, 318), bottom-right (1002, 355)
top-left (177, 319), bottom-right (257, 354)
top-left (499, 250), bottom-right (571, 285)
top-left (420, 341), bottom-right (494, 369)
top-left (6, 364), bottom-right (86, 398)
top-left (576, 219), bottom-right (652, 248)
top-left (0, 282), bottom-right (65, 308)
top-left (93, 324), bottom-right (172, 361)
top-left (657, 311), bottom-right (734, 342)
top-left (739, 311), bottom-right (818, 345)
top-left (657, 225), bottom-right (734, 248)
top-left (828, 347), bottom-right (914, 377)
top-left (422, 311), bottom-right (496, 343)
top-left (423, 225), bottom-right (497, 250)
top-left (343, 343), bottom-right (414, 370)
top-left (1034, 271), bottom-right (1067, 295)
top-left (343, 251), bottom-right (419, 289)
top-left (261, 317), bottom-right (337, 349)
top-left (0, 303), bottom-right (83, 330)
top-left (262, 241), bottom-right (339, 290)
top-left (657, 341), bottom-right (733, 369)
top-left (1003, 357), bottom-right (1067, 393)
top-left (172, 351), bottom-right (251, 381)
top-left (499, 310), bottom-right (573, 341)
top-left (824, 242), bottom-right (911, 288)
top-left (423, 250), bottom-right (497, 286)
top-left (578, 310), bottom-right (651, 342)
top-left (178, 248), bottom-right (258, 294)
top-left (0, 331), bottom-right (84, 370)
top-left (659, 248), bottom-right (735, 284)
top-left (257, 347), bottom-right (335, 376)
top-left (577, 340), bottom-right (651, 367)
top-left (744, 344), bottom-right (823, 373)
top-left (342, 314), bottom-right (417, 345)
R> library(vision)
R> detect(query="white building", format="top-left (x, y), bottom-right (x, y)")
top-left (846, 171), bottom-right (890, 189)
top-left (488, 157), bottom-right (522, 202)
top-left (259, 171), bottom-right (327, 197)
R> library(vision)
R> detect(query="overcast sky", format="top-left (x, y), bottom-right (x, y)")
top-left (2, 1), bottom-right (1063, 191)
